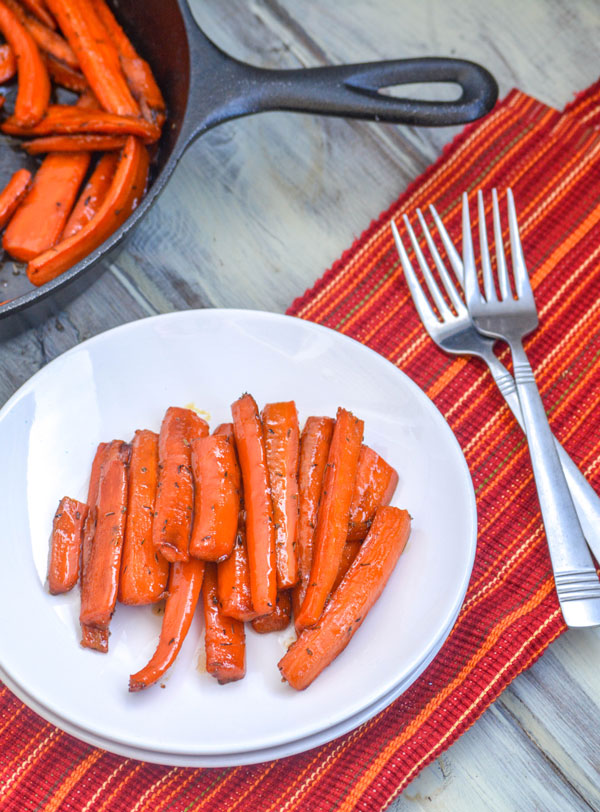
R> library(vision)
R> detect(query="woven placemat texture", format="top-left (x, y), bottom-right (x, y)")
top-left (2, 83), bottom-right (600, 811)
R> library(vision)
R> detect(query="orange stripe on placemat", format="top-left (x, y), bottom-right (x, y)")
top-left (79, 760), bottom-right (131, 812)
top-left (43, 748), bottom-right (104, 812)
top-left (0, 725), bottom-right (57, 802)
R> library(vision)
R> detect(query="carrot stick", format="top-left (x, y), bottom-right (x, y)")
top-left (26, 135), bottom-right (149, 285)
top-left (80, 441), bottom-right (108, 652)
top-left (202, 562), bottom-right (246, 684)
top-left (45, 0), bottom-right (140, 117)
top-left (0, 0), bottom-right (50, 126)
top-left (291, 416), bottom-right (334, 623)
top-left (3, 0), bottom-right (77, 68)
top-left (331, 540), bottom-right (362, 593)
top-left (294, 407), bottom-right (364, 632)
top-left (0, 43), bottom-right (16, 82)
top-left (217, 515), bottom-right (259, 622)
top-left (118, 429), bottom-right (169, 605)
top-left (22, 134), bottom-right (127, 153)
top-left (47, 496), bottom-right (88, 594)
top-left (20, 0), bottom-right (55, 29)
top-left (2, 104), bottom-right (161, 141)
top-left (251, 589), bottom-right (291, 634)
top-left (261, 401), bottom-right (299, 589)
top-left (3, 150), bottom-right (91, 261)
top-left (231, 393), bottom-right (277, 616)
top-left (0, 168), bottom-right (31, 229)
top-left (152, 406), bottom-right (209, 563)
top-left (347, 446), bottom-right (399, 542)
top-left (189, 434), bottom-right (241, 562)
top-left (279, 506), bottom-right (411, 690)
top-left (129, 557), bottom-right (204, 691)
top-left (62, 152), bottom-right (117, 237)
top-left (44, 54), bottom-right (87, 92)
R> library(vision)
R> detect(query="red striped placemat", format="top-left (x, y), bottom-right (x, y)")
top-left (2, 84), bottom-right (600, 811)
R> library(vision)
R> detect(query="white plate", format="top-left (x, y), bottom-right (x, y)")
top-left (0, 309), bottom-right (476, 761)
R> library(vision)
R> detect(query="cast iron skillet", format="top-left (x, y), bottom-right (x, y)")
top-left (0, 0), bottom-right (498, 336)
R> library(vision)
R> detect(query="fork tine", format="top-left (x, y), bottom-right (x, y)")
top-left (477, 190), bottom-right (497, 302)
top-left (390, 219), bottom-right (440, 328)
top-left (492, 188), bottom-right (512, 300)
top-left (461, 192), bottom-right (482, 307)
top-left (506, 188), bottom-right (531, 300)
top-left (402, 215), bottom-right (455, 322)
top-left (415, 208), bottom-right (467, 315)
top-left (428, 204), bottom-right (464, 287)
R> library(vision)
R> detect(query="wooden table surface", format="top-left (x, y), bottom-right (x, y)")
top-left (1, 1), bottom-right (600, 809)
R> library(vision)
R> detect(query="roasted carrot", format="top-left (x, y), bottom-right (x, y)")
top-left (217, 516), bottom-right (259, 621)
top-left (62, 152), bottom-right (117, 237)
top-left (291, 416), bottom-right (334, 623)
top-left (118, 429), bottom-right (169, 605)
top-left (261, 401), bottom-right (299, 589)
top-left (2, 104), bottom-right (161, 141)
top-left (189, 434), bottom-right (241, 562)
top-left (348, 446), bottom-right (399, 541)
top-left (21, 0), bottom-right (55, 29)
top-left (47, 495), bottom-right (88, 594)
top-left (3, 0), bottom-right (77, 68)
top-left (252, 590), bottom-right (291, 634)
top-left (331, 540), bottom-right (362, 593)
top-left (0, 0), bottom-right (50, 126)
top-left (45, 0), bottom-right (140, 117)
top-left (129, 557), bottom-right (204, 691)
top-left (295, 407), bottom-right (364, 632)
top-left (152, 406), bottom-right (209, 563)
top-left (27, 135), bottom-right (149, 285)
top-left (231, 393), bottom-right (277, 616)
top-left (203, 562), bottom-right (246, 684)
top-left (80, 441), bottom-right (108, 652)
top-left (279, 506), bottom-right (411, 690)
top-left (0, 168), bottom-right (31, 229)
top-left (44, 54), bottom-right (87, 92)
top-left (0, 43), bottom-right (16, 82)
top-left (23, 134), bottom-right (127, 153)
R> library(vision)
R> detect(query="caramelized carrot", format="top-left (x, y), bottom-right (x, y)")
top-left (118, 429), bottom-right (169, 605)
top-left (348, 446), bottom-right (399, 541)
top-left (291, 416), bottom-right (334, 623)
top-left (203, 562), bottom-right (245, 684)
top-left (217, 516), bottom-right (259, 621)
top-left (129, 557), bottom-right (204, 691)
top-left (3, 0), bottom-right (77, 68)
top-left (23, 134), bottom-right (127, 153)
top-left (80, 441), bottom-right (108, 651)
top-left (44, 54), bottom-right (87, 92)
top-left (45, 0), bottom-right (140, 117)
top-left (21, 0), bottom-right (55, 29)
top-left (27, 135), bottom-right (149, 285)
top-left (0, 168), bottom-right (31, 229)
top-left (3, 151), bottom-right (90, 261)
top-left (231, 393), bottom-right (277, 616)
top-left (79, 439), bottom-right (129, 629)
top-left (279, 507), bottom-right (411, 690)
top-left (47, 496), bottom-right (88, 594)
top-left (153, 406), bottom-right (209, 563)
top-left (3, 104), bottom-right (161, 141)
top-left (189, 434), bottom-right (241, 562)
top-left (331, 540), bottom-right (362, 593)
top-left (262, 401), bottom-right (299, 589)
top-left (0, 43), bottom-right (16, 82)
top-left (0, 0), bottom-right (50, 126)
top-left (62, 152), bottom-right (118, 237)
top-left (252, 590), bottom-right (291, 634)
top-left (295, 407), bottom-right (364, 632)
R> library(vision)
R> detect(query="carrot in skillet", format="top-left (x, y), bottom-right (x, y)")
top-left (20, 0), bottom-right (56, 29)
top-left (294, 407), bottom-right (364, 632)
top-left (45, 0), bottom-right (141, 117)
top-left (189, 433), bottom-right (241, 562)
top-left (153, 406), bottom-right (209, 563)
top-left (347, 446), bottom-right (399, 542)
top-left (118, 429), bottom-right (169, 605)
top-left (0, 168), bottom-right (31, 229)
top-left (0, 0), bottom-right (50, 126)
top-left (279, 506), bottom-right (411, 690)
top-left (129, 557), bottom-right (204, 691)
top-left (79, 439), bottom-right (130, 629)
top-left (262, 401), bottom-right (299, 589)
top-left (3, 0), bottom-right (77, 68)
top-left (26, 135), bottom-right (149, 285)
top-left (231, 393), bottom-right (277, 616)
top-left (23, 134), bottom-right (127, 153)
top-left (2, 105), bottom-right (161, 141)
top-left (331, 540), bottom-right (362, 593)
top-left (44, 54), bottom-right (87, 92)
top-left (80, 441), bottom-right (108, 651)
top-left (217, 517), bottom-right (259, 621)
top-left (203, 562), bottom-right (246, 684)
top-left (62, 152), bottom-right (118, 237)
top-left (291, 416), bottom-right (334, 623)
top-left (252, 590), bottom-right (291, 634)
top-left (47, 496), bottom-right (88, 594)
top-left (0, 43), bottom-right (16, 82)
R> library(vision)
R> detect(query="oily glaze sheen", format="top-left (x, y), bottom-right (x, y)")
top-left (251, 589), bottom-right (292, 634)
top-left (63, 153), bottom-right (119, 238)
top-left (331, 539), bottom-right (362, 594)
top-left (217, 519), bottom-right (259, 622)
top-left (347, 446), bottom-right (399, 542)
top-left (203, 563), bottom-right (246, 684)
top-left (47, 495), bottom-right (88, 594)
top-left (0, 169), bottom-right (31, 230)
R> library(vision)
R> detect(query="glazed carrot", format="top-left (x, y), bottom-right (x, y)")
top-left (79, 439), bottom-right (130, 629)
top-left (3, 151), bottom-right (90, 261)
top-left (189, 434), bottom-right (241, 562)
top-left (21, 0), bottom-right (55, 28)
top-left (217, 517), bottom-right (259, 621)
top-left (153, 406), bottom-right (209, 563)
top-left (0, 43), bottom-right (16, 82)
top-left (0, 0), bottom-right (50, 126)
top-left (261, 401), bottom-right (299, 589)
top-left (203, 562), bottom-right (246, 684)
top-left (3, 0), bottom-right (77, 67)
top-left (62, 152), bottom-right (118, 237)
top-left (44, 54), bottom-right (87, 92)
top-left (27, 135), bottom-right (149, 285)
top-left (295, 407), bottom-right (364, 632)
top-left (0, 168), bottom-right (31, 229)
top-left (45, 0), bottom-right (140, 117)
top-left (347, 446), bottom-right (399, 542)
top-left (252, 590), bottom-right (291, 634)
top-left (331, 540), bottom-right (362, 593)
top-left (2, 105), bottom-right (161, 141)
top-left (22, 134), bottom-right (126, 153)
top-left (231, 393), bottom-right (277, 616)
top-left (279, 507), bottom-right (411, 690)
top-left (80, 441), bottom-right (108, 652)
top-left (47, 496), bottom-right (88, 594)
top-left (129, 557), bottom-right (204, 691)
top-left (118, 429), bottom-right (169, 605)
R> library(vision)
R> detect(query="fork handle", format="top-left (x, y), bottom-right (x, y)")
top-left (509, 341), bottom-right (600, 628)
top-left (484, 352), bottom-right (600, 563)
